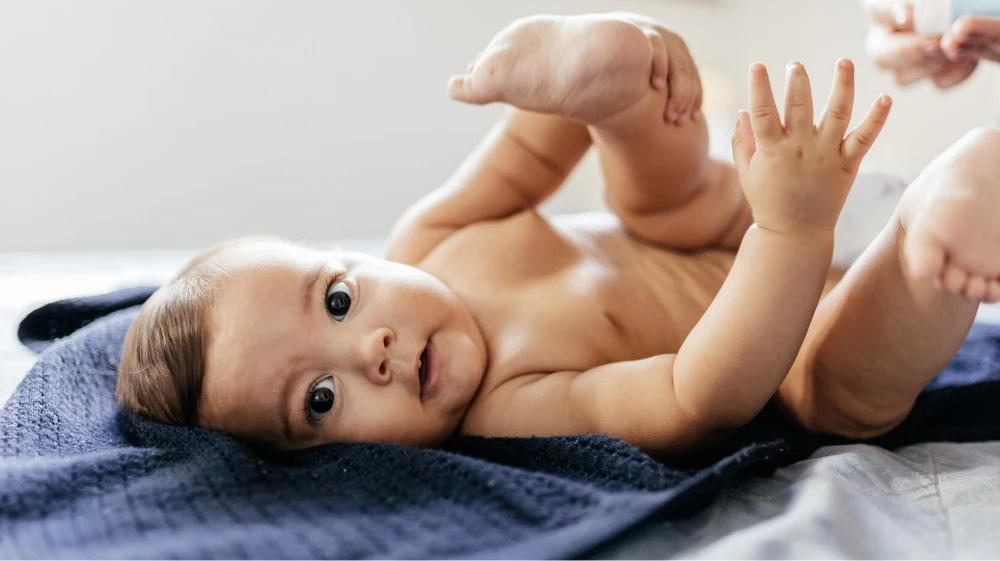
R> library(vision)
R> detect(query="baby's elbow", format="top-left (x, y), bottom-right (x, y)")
top-left (673, 387), bottom-right (762, 437)
top-left (639, 405), bottom-right (750, 461)
top-left (691, 406), bottom-right (758, 437)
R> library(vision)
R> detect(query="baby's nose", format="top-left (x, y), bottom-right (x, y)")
top-left (364, 327), bottom-right (394, 384)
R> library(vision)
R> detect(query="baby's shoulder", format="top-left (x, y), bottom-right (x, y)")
top-left (417, 210), bottom-right (581, 269)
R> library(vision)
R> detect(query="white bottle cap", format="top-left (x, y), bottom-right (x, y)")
top-left (913, 0), bottom-right (952, 35)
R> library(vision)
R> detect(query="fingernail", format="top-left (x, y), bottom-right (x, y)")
top-left (880, 95), bottom-right (892, 107)
top-left (653, 76), bottom-right (666, 89)
top-left (666, 110), bottom-right (676, 121)
top-left (923, 38), bottom-right (940, 53)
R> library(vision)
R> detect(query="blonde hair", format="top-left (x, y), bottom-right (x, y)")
top-left (116, 237), bottom-right (282, 426)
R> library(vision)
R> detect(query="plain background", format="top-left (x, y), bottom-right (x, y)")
top-left (1, 0), bottom-right (998, 251)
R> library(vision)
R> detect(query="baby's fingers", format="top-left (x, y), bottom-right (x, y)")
top-left (842, 95), bottom-right (893, 164)
top-left (732, 111), bottom-right (756, 173)
top-left (648, 32), bottom-right (668, 93)
top-left (783, 62), bottom-right (814, 136)
top-left (819, 59), bottom-right (855, 140)
top-left (666, 34), bottom-right (698, 124)
top-left (932, 58), bottom-right (979, 89)
top-left (948, 15), bottom-right (1000, 51)
top-left (748, 63), bottom-right (783, 145)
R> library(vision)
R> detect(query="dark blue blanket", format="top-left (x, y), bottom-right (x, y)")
top-left (3, 287), bottom-right (1000, 559)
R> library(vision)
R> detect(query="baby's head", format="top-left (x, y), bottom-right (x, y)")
top-left (116, 237), bottom-right (488, 449)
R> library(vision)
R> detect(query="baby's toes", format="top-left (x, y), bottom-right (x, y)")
top-left (986, 279), bottom-right (1000, 303)
top-left (942, 265), bottom-right (969, 295)
top-left (446, 75), bottom-right (477, 103)
top-left (663, 80), bottom-right (681, 122)
top-left (964, 274), bottom-right (988, 301)
top-left (667, 73), bottom-right (693, 124)
top-left (447, 59), bottom-right (500, 104)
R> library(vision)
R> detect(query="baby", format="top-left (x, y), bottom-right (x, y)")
top-left (117, 13), bottom-right (1000, 459)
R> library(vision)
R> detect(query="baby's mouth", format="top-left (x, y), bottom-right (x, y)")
top-left (418, 345), bottom-right (429, 388)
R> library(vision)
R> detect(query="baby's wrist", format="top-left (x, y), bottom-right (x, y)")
top-left (753, 219), bottom-right (836, 251)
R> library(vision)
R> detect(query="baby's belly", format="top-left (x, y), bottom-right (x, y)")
top-left (591, 231), bottom-right (848, 352)
top-left (442, 211), bottom-right (844, 378)
top-left (480, 249), bottom-right (736, 379)
top-left (548, 213), bottom-right (739, 356)
top-left (608, 241), bottom-right (736, 354)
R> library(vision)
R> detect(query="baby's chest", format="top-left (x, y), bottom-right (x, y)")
top-left (492, 271), bottom-right (650, 372)
top-left (421, 211), bottom-right (724, 376)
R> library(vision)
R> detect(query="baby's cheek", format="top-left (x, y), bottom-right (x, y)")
top-left (348, 392), bottom-right (434, 445)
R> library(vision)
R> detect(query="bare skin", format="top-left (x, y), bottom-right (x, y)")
top-left (861, 0), bottom-right (1000, 88)
top-left (197, 13), bottom-right (1000, 460)
top-left (862, 0), bottom-right (979, 88)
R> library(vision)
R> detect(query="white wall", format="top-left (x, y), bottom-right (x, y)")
top-left (1, 0), bottom-right (997, 251)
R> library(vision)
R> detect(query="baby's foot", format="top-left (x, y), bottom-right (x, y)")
top-left (447, 13), bottom-right (702, 125)
top-left (900, 127), bottom-right (1000, 302)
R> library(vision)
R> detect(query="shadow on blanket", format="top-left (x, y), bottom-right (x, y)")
top-left (3, 287), bottom-right (1000, 559)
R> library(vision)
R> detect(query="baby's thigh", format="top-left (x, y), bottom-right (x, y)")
top-left (821, 268), bottom-right (848, 298)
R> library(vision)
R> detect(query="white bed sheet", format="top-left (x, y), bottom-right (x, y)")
top-left (2, 245), bottom-right (998, 558)
top-left (591, 442), bottom-right (1000, 558)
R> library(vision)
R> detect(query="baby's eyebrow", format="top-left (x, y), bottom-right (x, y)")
top-left (302, 266), bottom-right (325, 314)
top-left (282, 265), bottom-right (325, 446)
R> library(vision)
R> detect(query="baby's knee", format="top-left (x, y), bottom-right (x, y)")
top-left (799, 403), bottom-right (908, 440)
top-left (963, 126), bottom-right (1000, 148)
top-left (779, 370), bottom-right (911, 440)
top-left (946, 126), bottom-right (1000, 165)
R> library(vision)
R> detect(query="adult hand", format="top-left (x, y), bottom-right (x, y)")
top-left (942, 15), bottom-right (1000, 64)
top-left (862, 0), bottom-right (979, 88)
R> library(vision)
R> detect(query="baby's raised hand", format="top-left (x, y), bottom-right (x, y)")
top-left (732, 60), bottom-right (892, 238)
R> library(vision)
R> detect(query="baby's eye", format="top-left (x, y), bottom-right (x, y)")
top-left (326, 281), bottom-right (352, 321)
top-left (308, 377), bottom-right (335, 423)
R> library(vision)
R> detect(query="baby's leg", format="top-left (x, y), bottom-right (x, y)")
top-left (779, 128), bottom-right (1000, 437)
top-left (388, 103), bottom-right (594, 265)
top-left (592, 78), bottom-right (752, 250)
top-left (448, 13), bottom-right (751, 250)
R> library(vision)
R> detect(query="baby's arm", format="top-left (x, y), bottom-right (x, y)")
top-left (674, 60), bottom-right (891, 427)
top-left (386, 110), bottom-right (590, 265)
top-left (466, 61), bottom-right (891, 457)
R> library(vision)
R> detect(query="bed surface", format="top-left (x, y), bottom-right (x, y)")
top-left (2, 246), bottom-right (998, 558)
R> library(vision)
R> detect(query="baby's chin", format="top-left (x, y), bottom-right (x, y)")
top-left (436, 322), bottom-right (488, 403)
